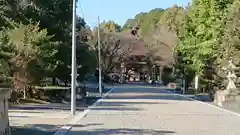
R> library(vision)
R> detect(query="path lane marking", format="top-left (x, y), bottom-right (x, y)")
top-left (53, 88), bottom-right (116, 135)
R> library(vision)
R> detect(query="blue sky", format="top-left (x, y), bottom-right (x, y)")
top-left (76, 0), bottom-right (190, 28)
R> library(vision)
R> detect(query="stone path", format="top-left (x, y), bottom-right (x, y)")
top-left (9, 99), bottom-right (99, 135)
top-left (67, 86), bottom-right (240, 135)
top-left (9, 103), bottom-right (86, 135)
top-left (8, 85), bottom-right (113, 135)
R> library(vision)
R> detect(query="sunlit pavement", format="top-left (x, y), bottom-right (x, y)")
top-left (9, 87), bottom-right (113, 135)
top-left (67, 86), bottom-right (240, 135)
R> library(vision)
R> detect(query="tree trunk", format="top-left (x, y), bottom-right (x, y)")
top-left (10, 72), bottom-right (32, 102)
top-left (52, 77), bottom-right (56, 85)
top-left (23, 87), bottom-right (26, 99)
top-left (194, 75), bottom-right (199, 90)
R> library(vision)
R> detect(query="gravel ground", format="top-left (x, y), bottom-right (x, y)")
top-left (9, 95), bottom-right (102, 135)
top-left (9, 86), bottom-right (114, 135)
top-left (67, 86), bottom-right (240, 135)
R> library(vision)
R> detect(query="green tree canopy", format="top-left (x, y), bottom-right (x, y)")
top-left (0, 21), bottom-right (58, 89)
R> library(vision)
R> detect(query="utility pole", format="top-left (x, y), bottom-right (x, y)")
top-left (71, 0), bottom-right (77, 115)
top-left (97, 16), bottom-right (102, 96)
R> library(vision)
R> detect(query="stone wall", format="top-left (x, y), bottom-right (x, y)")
top-left (0, 89), bottom-right (10, 135)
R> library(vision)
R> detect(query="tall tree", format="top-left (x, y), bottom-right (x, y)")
top-left (220, 0), bottom-right (240, 64)
top-left (176, 0), bottom-right (234, 102)
top-left (122, 8), bottom-right (177, 68)
top-left (177, 0), bottom-right (232, 74)
top-left (89, 30), bottom-right (132, 74)
top-left (0, 21), bottom-right (58, 99)
top-left (122, 8), bottom-right (165, 37)
top-left (99, 21), bottom-right (122, 33)
top-left (3, 0), bottom-right (87, 80)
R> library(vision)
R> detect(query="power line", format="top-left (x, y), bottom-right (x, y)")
top-left (78, 0), bottom-right (84, 19)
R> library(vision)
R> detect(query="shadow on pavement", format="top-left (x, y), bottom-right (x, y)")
top-left (112, 87), bottom-right (170, 94)
top-left (9, 110), bottom-right (43, 113)
top-left (9, 96), bottom-right (100, 111)
top-left (108, 94), bottom-right (193, 101)
top-left (97, 101), bottom-right (166, 106)
top-left (69, 123), bottom-right (103, 127)
top-left (9, 115), bottom-right (30, 118)
top-left (12, 125), bottom-right (176, 135)
top-left (11, 123), bottom-right (103, 135)
top-left (12, 125), bottom-right (57, 135)
top-left (90, 107), bottom-right (143, 111)
top-left (86, 100), bottom-right (170, 112)
top-left (87, 100), bottom-right (169, 111)
top-left (9, 105), bottom-right (86, 111)
top-left (69, 128), bottom-right (176, 135)
top-left (109, 87), bottom-right (209, 102)
top-left (74, 86), bottom-right (193, 113)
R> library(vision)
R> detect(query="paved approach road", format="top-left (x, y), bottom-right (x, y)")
top-left (68, 86), bottom-right (240, 135)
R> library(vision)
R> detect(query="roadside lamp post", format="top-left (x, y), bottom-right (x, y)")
top-left (70, 0), bottom-right (77, 115)
top-left (97, 16), bottom-right (102, 96)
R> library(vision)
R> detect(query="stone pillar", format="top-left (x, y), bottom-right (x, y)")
top-left (0, 89), bottom-right (10, 135)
